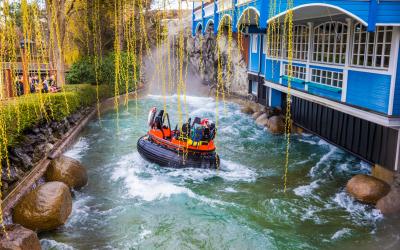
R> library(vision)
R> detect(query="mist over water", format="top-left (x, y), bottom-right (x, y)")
top-left (39, 96), bottom-right (400, 249)
top-left (143, 18), bottom-right (209, 97)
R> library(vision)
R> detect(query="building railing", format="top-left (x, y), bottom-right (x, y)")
top-left (204, 3), bottom-right (215, 17)
top-left (217, 0), bottom-right (233, 13)
top-left (236, 0), bottom-right (253, 6)
top-left (194, 9), bottom-right (202, 21)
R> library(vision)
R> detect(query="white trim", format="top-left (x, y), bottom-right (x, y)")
top-left (395, 129), bottom-right (400, 171)
top-left (251, 34), bottom-right (258, 53)
top-left (267, 3), bottom-right (368, 27)
top-left (236, 0), bottom-right (255, 7)
top-left (388, 27), bottom-right (400, 115)
top-left (265, 81), bottom-right (400, 127)
top-left (268, 87), bottom-right (272, 106)
top-left (376, 23), bottom-right (400, 27)
top-left (204, 4), bottom-right (214, 18)
top-left (194, 9), bottom-right (202, 21)
top-left (342, 18), bottom-right (353, 102)
top-left (236, 6), bottom-right (260, 28)
top-left (279, 58), bottom-right (392, 75)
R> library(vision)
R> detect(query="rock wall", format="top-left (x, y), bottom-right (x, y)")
top-left (166, 17), bottom-right (248, 97)
top-left (186, 26), bottom-right (249, 96)
top-left (2, 107), bottom-right (92, 196)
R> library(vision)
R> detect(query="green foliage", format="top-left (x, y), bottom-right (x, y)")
top-left (1, 84), bottom-right (113, 146)
top-left (66, 52), bottom-right (140, 95)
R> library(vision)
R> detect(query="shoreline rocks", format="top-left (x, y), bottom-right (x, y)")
top-left (46, 156), bottom-right (88, 189)
top-left (13, 181), bottom-right (72, 232)
top-left (2, 107), bottom-right (92, 197)
top-left (0, 224), bottom-right (41, 250)
top-left (376, 173), bottom-right (400, 214)
top-left (346, 174), bottom-right (390, 204)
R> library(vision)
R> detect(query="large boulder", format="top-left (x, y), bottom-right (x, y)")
top-left (255, 113), bottom-right (269, 127)
top-left (346, 174), bottom-right (390, 204)
top-left (376, 187), bottom-right (400, 214)
top-left (252, 111), bottom-right (264, 120)
top-left (46, 155), bottom-right (88, 189)
top-left (240, 104), bottom-right (254, 115)
top-left (267, 115), bottom-right (286, 134)
top-left (13, 181), bottom-right (72, 231)
top-left (0, 224), bottom-right (41, 250)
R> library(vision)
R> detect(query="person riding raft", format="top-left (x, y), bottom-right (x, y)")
top-left (138, 107), bottom-right (219, 169)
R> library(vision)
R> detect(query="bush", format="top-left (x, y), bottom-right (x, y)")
top-left (1, 84), bottom-right (114, 146)
top-left (66, 52), bottom-right (140, 93)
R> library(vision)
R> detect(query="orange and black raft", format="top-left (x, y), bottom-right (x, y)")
top-left (137, 107), bottom-right (220, 168)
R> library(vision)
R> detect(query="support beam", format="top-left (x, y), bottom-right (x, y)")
top-left (368, 0), bottom-right (378, 32)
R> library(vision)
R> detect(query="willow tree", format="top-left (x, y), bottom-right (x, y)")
top-left (45, 0), bottom-right (77, 86)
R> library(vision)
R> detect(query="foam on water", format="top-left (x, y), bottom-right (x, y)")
top-left (64, 137), bottom-right (89, 160)
top-left (40, 239), bottom-right (74, 250)
top-left (293, 180), bottom-right (321, 197)
top-left (333, 190), bottom-right (382, 224)
top-left (331, 228), bottom-right (351, 240)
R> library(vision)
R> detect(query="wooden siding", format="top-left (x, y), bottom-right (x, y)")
top-left (346, 70), bottom-right (391, 114)
top-left (249, 34), bottom-right (260, 72)
top-left (291, 96), bottom-right (399, 171)
top-left (264, 59), bottom-right (280, 83)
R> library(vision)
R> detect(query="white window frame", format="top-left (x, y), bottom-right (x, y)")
top-left (251, 80), bottom-right (258, 95)
top-left (311, 68), bottom-right (343, 88)
top-left (351, 23), bottom-right (392, 69)
top-left (283, 25), bottom-right (309, 61)
top-left (266, 26), bottom-right (282, 58)
top-left (284, 64), bottom-right (307, 80)
top-left (312, 21), bottom-right (348, 65)
top-left (263, 34), bottom-right (267, 54)
top-left (252, 34), bottom-right (258, 53)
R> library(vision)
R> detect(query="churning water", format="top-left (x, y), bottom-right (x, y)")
top-left (40, 96), bottom-right (400, 249)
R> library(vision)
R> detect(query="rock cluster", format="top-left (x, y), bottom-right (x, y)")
top-left (346, 174), bottom-right (390, 204)
top-left (2, 107), bottom-right (91, 196)
top-left (240, 103), bottom-right (293, 135)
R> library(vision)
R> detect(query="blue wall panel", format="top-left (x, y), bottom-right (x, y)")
top-left (282, 79), bottom-right (305, 91)
top-left (264, 59), bottom-right (280, 83)
top-left (307, 85), bottom-right (341, 101)
top-left (392, 43), bottom-right (400, 116)
top-left (271, 89), bottom-right (282, 108)
top-left (249, 34), bottom-right (260, 72)
top-left (347, 70), bottom-right (391, 114)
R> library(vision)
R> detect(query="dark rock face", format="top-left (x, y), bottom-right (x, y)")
top-left (346, 174), bottom-right (391, 204)
top-left (13, 181), bottom-right (72, 232)
top-left (46, 156), bottom-right (88, 189)
top-left (0, 224), bottom-right (41, 250)
top-left (2, 108), bottom-right (91, 196)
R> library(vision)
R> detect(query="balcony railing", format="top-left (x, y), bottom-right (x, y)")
top-left (217, 0), bottom-right (233, 13)
top-left (194, 9), bottom-right (202, 21)
top-left (204, 3), bottom-right (214, 17)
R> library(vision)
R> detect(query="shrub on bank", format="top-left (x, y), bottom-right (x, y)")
top-left (1, 84), bottom-right (113, 146)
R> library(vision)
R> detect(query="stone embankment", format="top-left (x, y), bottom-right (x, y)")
top-left (1, 109), bottom-right (90, 249)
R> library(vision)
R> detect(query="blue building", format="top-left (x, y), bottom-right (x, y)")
top-left (193, 0), bottom-right (400, 173)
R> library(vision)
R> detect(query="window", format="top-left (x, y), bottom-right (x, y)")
top-left (251, 81), bottom-right (258, 95)
top-left (266, 27), bottom-right (282, 58)
top-left (352, 23), bottom-right (392, 69)
top-left (284, 64), bottom-right (306, 80)
top-left (263, 34), bottom-right (267, 54)
top-left (311, 68), bottom-right (343, 88)
top-left (312, 22), bottom-right (348, 64)
top-left (252, 34), bottom-right (258, 53)
top-left (283, 25), bottom-right (309, 61)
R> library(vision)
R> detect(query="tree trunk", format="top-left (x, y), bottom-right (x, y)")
top-left (45, 0), bottom-right (68, 87)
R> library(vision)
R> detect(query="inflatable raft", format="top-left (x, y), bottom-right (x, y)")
top-left (137, 108), bottom-right (220, 168)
